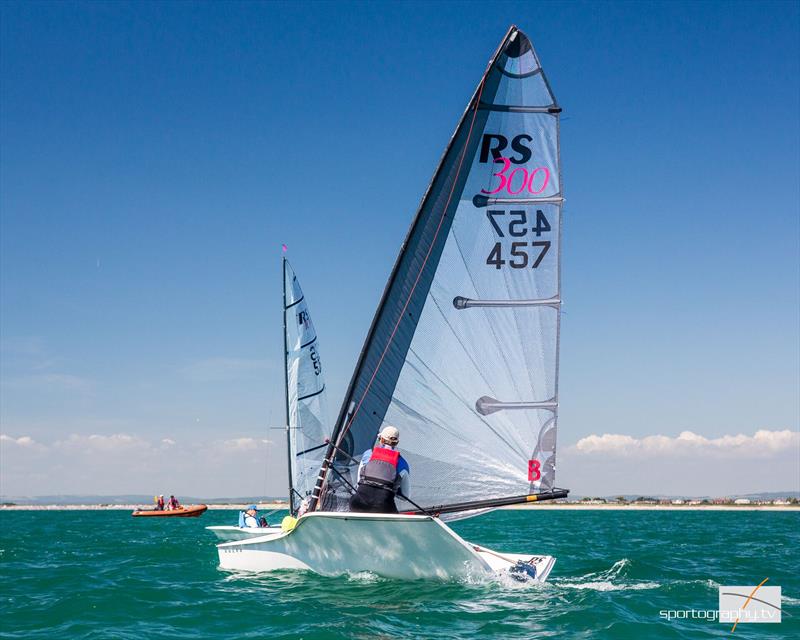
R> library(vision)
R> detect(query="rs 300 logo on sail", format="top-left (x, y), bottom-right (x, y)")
top-left (479, 133), bottom-right (550, 195)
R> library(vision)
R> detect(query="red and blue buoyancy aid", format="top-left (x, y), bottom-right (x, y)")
top-left (360, 446), bottom-right (400, 493)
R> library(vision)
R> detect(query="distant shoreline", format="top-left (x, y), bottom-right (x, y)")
top-left (506, 503), bottom-right (800, 511)
top-left (0, 503), bottom-right (289, 511)
top-left (1, 503), bottom-right (798, 512)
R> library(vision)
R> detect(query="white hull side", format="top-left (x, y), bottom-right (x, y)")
top-left (216, 512), bottom-right (554, 581)
top-left (206, 525), bottom-right (283, 542)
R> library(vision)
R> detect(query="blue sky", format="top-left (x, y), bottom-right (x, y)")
top-left (1, 1), bottom-right (798, 497)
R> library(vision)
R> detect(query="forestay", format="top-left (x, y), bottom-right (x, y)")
top-left (283, 259), bottom-right (330, 514)
top-left (316, 27), bottom-right (564, 516)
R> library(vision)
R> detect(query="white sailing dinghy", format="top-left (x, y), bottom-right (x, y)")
top-left (218, 26), bottom-right (569, 581)
top-left (208, 259), bottom-right (331, 542)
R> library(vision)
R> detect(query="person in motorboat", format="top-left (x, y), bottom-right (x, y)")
top-left (156, 495), bottom-right (165, 511)
top-left (239, 505), bottom-right (263, 528)
top-left (349, 426), bottom-right (410, 514)
top-left (167, 495), bottom-right (181, 510)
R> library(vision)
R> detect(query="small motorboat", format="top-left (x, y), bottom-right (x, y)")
top-left (206, 525), bottom-right (282, 542)
top-left (132, 504), bottom-right (208, 517)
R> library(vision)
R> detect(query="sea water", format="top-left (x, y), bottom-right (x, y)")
top-left (1, 509), bottom-right (797, 639)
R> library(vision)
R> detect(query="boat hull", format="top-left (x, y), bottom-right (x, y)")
top-left (206, 525), bottom-right (282, 541)
top-left (132, 504), bottom-right (208, 517)
top-left (216, 512), bottom-right (555, 581)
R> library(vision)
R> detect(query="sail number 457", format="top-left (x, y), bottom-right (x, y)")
top-left (486, 209), bottom-right (551, 269)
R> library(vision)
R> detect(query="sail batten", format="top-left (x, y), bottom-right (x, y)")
top-left (473, 195), bottom-right (563, 207)
top-left (453, 296), bottom-right (560, 309)
top-left (478, 103), bottom-right (559, 113)
top-left (315, 27), bottom-right (565, 515)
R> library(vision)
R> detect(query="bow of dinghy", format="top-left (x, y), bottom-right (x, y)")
top-left (217, 512), bottom-right (554, 581)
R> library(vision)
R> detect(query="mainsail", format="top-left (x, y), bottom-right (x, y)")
top-left (314, 26), bottom-right (565, 515)
top-left (283, 258), bottom-right (330, 515)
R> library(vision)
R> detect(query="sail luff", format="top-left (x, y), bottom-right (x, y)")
top-left (282, 256), bottom-right (296, 514)
top-left (311, 28), bottom-right (520, 511)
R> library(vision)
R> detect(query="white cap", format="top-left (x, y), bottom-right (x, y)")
top-left (379, 426), bottom-right (399, 445)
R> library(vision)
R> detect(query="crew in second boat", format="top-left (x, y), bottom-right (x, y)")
top-left (349, 426), bottom-right (410, 514)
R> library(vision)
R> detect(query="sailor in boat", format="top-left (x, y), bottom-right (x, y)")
top-left (156, 495), bottom-right (165, 511)
top-left (167, 495), bottom-right (181, 510)
top-left (349, 426), bottom-right (410, 514)
top-left (239, 505), bottom-right (262, 528)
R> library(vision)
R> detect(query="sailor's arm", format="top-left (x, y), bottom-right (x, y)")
top-left (398, 468), bottom-right (410, 499)
top-left (357, 449), bottom-right (371, 482)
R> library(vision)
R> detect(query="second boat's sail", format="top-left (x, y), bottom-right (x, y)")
top-left (313, 27), bottom-right (565, 516)
top-left (283, 259), bottom-right (330, 515)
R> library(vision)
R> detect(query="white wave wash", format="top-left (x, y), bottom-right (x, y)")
top-left (553, 559), bottom-right (660, 592)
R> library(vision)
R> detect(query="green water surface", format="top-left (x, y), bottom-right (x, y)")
top-left (1, 509), bottom-right (797, 638)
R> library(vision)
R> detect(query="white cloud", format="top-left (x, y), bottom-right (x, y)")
top-left (1, 431), bottom-right (286, 497)
top-left (0, 434), bottom-right (40, 447)
top-left (570, 429), bottom-right (799, 458)
top-left (220, 437), bottom-right (273, 451)
top-left (55, 433), bottom-right (149, 452)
